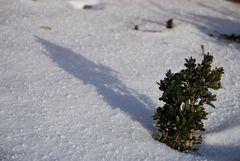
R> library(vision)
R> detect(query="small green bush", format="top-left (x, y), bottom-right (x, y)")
top-left (153, 51), bottom-right (224, 151)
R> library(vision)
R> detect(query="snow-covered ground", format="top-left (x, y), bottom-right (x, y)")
top-left (0, 0), bottom-right (240, 160)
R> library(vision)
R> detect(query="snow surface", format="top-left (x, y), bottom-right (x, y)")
top-left (68, 0), bottom-right (101, 10)
top-left (0, 0), bottom-right (240, 160)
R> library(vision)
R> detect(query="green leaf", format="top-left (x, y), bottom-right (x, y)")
top-left (210, 81), bottom-right (221, 89)
top-left (176, 115), bottom-right (180, 123)
top-left (206, 102), bottom-right (215, 108)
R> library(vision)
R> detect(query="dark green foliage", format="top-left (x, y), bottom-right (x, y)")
top-left (153, 52), bottom-right (224, 151)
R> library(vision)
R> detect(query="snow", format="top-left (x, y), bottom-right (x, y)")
top-left (0, 0), bottom-right (240, 160)
top-left (68, 0), bottom-right (101, 10)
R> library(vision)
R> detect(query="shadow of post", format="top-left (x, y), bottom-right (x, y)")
top-left (36, 37), bottom-right (155, 132)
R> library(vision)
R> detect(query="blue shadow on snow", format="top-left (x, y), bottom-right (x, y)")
top-left (36, 37), bottom-right (155, 132)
